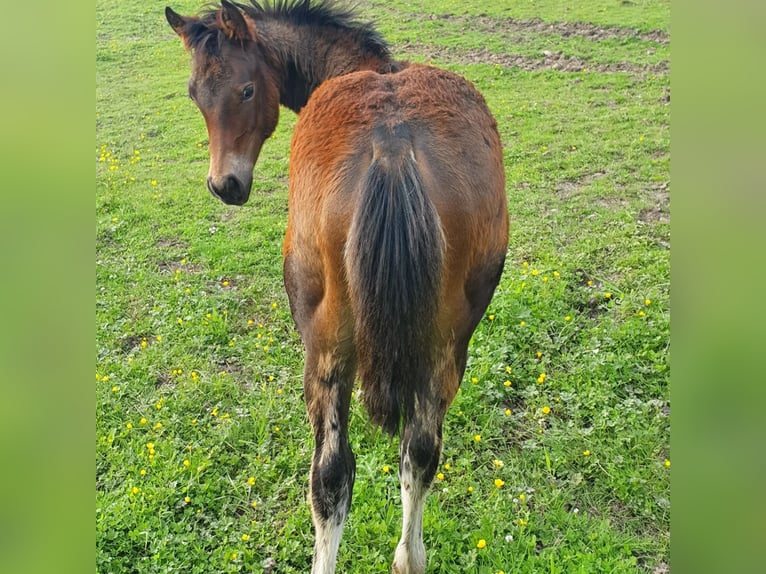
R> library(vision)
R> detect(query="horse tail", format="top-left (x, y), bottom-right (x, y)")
top-left (345, 127), bottom-right (445, 436)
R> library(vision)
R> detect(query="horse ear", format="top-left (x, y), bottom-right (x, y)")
top-left (220, 0), bottom-right (254, 41)
top-left (165, 7), bottom-right (189, 37)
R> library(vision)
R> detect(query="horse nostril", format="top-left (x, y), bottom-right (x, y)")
top-left (206, 176), bottom-right (220, 199)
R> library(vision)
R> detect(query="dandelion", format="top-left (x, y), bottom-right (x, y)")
top-left (519, 321), bottom-right (526, 327)
top-left (474, 434), bottom-right (481, 443)
top-left (273, 426), bottom-right (280, 433)
top-left (276, 389), bottom-right (283, 395)
top-left (476, 539), bottom-right (487, 549)
top-left (664, 459), bottom-right (671, 468)
top-left (247, 476), bottom-right (255, 486)
top-left (536, 352), bottom-right (542, 359)
top-left (488, 314), bottom-right (495, 321)
top-left (141, 339), bottom-right (148, 348)
top-left (126, 422), bottom-right (133, 429)
top-left (251, 501), bottom-right (258, 508)
top-left (140, 417), bottom-right (147, 425)
top-left (271, 302), bottom-right (278, 309)
top-left (111, 385), bottom-right (119, 392)
top-left (241, 534), bottom-right (250, 542)
top-left (519, 493), bottom-right (526, 501)
top-left (537, 373), bottom-right (546, 384)
top-left (583, 450), bottom-right (591, 457)
top-left (638, 311), bottom-right (646, 317)
top-left (531, 269), bottom-right (539, 276)
top-left (493, 459), bottom-right (504, 468)
top-left (504, 408), bottom-right (512, 416)
top-left (436, 473), bottom-right (445, 481)
top-left (177, 318), bottom-right (184, 325)
top-left (154, 422), bottom-right (163, 430)
top-left (184, 496), bottom-right (191, 504)
top-left (645, 299), bottom-right (652, 306)
top-left (518, 518), bottom-right (527, 526)
top-left (504, 380), bottom-right (512, 387)
top-left (183, 459), bottom-right (190, 468)
top-left (565, 315), bottom-right (572, 321)
top-left (553, 271), bottom-right (560, 278)
top-left (471, 377), bottom-right (478, 384)
top-left (222, 280), bottom-right (229, 287)
top-left (382, 465), bottom-right (390, 474)
top-left (191, 418), bottom-right (197, 425)
top-left (102, 375), bottom-right (110, 382)
top-left (211, 407), bottom-right (218, 417)
top-left (494, 478), bottom-right (505, 488)
top-left (131, 486), bottom-right (140, 495)
top-left (541, 406), bottom-right (551, 415)
top-left (522, 261), bottom-right (529, 268)
top-left (587, 280), bottom-right (593, 287)
top-left (191, 371), bottom-right (199, 381)
top-left (467, 486), bottom-right (474, 493)
top-left (139, 469), bottom-right (147, 476)
top-left (604, 292), bottom-right (612, 299)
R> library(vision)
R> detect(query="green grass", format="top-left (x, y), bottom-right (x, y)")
top-left (96, 1), bottom-right (670, 572)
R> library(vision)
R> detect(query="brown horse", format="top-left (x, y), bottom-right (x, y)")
top-left (166, 1), bottom-right (509, 572)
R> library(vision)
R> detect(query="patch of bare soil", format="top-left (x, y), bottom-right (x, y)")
top-left (639, 182), bottom-right (670, 224)
top-left (396, 43), bottom-right (668, 75)
top-left (422, 13), bottom-right (669, 45)
top-left (554, 171), bottom-right (608, 199)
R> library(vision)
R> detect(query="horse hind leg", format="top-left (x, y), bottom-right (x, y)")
top-left (303, 348), bottom-right (356, 574)
top-left (391, 374), bottom-right (451, 574)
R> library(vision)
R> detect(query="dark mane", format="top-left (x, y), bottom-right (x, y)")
top-left (184, 0), bottom-right (390, 60)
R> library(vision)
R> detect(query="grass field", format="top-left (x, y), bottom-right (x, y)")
top-left (96, 0), bottom-right (670, 572)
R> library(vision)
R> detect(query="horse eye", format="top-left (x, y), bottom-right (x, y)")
top-left (242, 84), bottom-right (254, 101)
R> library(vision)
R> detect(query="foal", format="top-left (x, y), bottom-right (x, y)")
top-left (166, 2), bottom-right (509, 572)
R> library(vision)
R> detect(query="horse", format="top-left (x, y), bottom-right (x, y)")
top-left (165, 1), bottom-right (509, 572)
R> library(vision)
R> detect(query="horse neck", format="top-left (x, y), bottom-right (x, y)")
top-left (258, 19), bottom-right (394, 112)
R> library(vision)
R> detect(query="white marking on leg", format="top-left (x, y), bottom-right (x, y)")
top-left (392, 452), bottom-right (427, 574)
top-left (311, 497), bottom-right (348, 574)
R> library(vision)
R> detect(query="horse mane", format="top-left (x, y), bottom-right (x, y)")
top-left (184, 0), bottom-right (391, 60)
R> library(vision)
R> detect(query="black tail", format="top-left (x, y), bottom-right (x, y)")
top-left (345, 133), bottom-right (444, 435)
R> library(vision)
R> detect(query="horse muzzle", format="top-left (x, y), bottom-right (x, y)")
top-left (206, 174), bottom-right (252, 206)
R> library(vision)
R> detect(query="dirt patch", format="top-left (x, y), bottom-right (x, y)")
top-left (639, 183), bottom-right (670, 224)
top-left (396, 43), bottom-right (668, 75)
top-left (555, 171), bottom-right (608, 199)
top-left (420, 13), bottom-right (670, 45)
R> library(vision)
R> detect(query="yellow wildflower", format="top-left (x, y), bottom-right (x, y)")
top-left (183, 459), bottom-right (190, 468)
top-left (541, 406), bottom-right (551, 415)
top-left (664, 459), bottom-right (671, 468)
top-left (247, 476), bottom-right (255, 486)
top-left (583, 450), bottom-right (591, 457)
top-left (474, 434), bottom-right (481, 443)
top-left (184, 496), bottom-right (191, 504)
top-left (476, 539), bottom-right (487, 549)
top-left (494, 478), bottom-right (505, 488)
top-left (382, 465), bottom-right (390, 474)
top-left (504, 409), bottom-right (512, 416)
top-left (241, 534), bottom-right (250, 542)
top-left (436, 473), bottom-right (445, 481)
